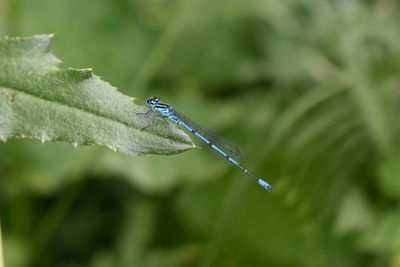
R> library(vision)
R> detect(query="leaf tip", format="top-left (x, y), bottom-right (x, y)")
top-left (1, 34), bottom-right (59, 62)
top-left (31, 34), bottom-right (53, 49)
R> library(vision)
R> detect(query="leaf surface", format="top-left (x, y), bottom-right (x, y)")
top-left (0, 35), bottom-right (193, 156)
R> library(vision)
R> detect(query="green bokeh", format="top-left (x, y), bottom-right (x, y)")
top-left (1, 0), bottom-right (400, 267)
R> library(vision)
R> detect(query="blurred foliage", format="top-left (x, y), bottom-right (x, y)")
top-left (0, 35), bottom-right (193, 158)
top-left (1, 0), bottom-right (400, 266)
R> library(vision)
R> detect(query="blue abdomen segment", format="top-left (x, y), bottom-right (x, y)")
top-left (148, 96), bottom-right (274, 192)
top-left (258, 179), bottom-right (273, 192)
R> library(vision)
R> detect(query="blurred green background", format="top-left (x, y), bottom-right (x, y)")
top-left (1, 0), bottom-right (400, 266)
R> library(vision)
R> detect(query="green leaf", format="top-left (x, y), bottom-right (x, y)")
top-left (0, 35), bottom-right (193, 156)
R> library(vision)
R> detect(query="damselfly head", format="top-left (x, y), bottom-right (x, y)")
top-left (146, 96), bottom-right (160, 107)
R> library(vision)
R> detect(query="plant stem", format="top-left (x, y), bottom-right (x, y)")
top-left (130, 0), bottom-right (190, 97)
top-left (0, 217), bottom-right (4, 267)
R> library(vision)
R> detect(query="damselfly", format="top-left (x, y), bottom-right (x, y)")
top-left (145, 97), bottom-right (273, 192)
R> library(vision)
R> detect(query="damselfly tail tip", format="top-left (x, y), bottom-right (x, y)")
top-left (258, 179), bottom-right (274, 192)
